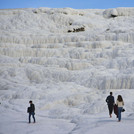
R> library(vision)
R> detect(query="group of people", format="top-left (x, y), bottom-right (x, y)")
top-left (106, 92), bottom-right (124, 122)
top-left (27, 92), bottom-right (124, 123)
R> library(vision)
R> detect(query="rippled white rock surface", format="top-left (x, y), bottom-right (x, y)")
top-left (0, 7), bottom-right (134, 134)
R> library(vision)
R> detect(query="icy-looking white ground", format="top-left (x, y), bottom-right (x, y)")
top-left (0, 7), bottom-right (134, 134)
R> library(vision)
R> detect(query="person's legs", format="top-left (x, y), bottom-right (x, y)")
top-left (108, 105), bottom-right (113, 117)
top-left (31, 112), bottom-right (36, 123)
top-left (118, 107), bottom-right (122, 121)
top-left (29, 113), bottom-right (31, 123)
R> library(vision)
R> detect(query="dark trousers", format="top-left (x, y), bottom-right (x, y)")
top-left (108, 105), bottom-right (114, 115)
top-left (29, 112), bottom-right (35, 123)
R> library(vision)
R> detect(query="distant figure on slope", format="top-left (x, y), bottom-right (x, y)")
top-left (116, 95), bottom-right (124, 122)
top-left (27, 100), bottom-right (36, 123)
top-left (106, 92), bottom-right (115, 118)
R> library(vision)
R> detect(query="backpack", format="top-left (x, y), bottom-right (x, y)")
top-left (27, 107), bottom-right (31, 113)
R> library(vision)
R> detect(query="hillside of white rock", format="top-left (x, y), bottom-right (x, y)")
top-left (0, 7), bottom-right (134, 134)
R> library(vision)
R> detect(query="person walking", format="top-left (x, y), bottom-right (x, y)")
top-left (116, 95), bottom-right (124, 122)
top-left (106, 92), bottom-right (115, 118)
top-left (27, 100), bottom-right (36, 123)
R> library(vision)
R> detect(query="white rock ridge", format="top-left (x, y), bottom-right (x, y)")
top-left (0, 8), bottom-right (134, 104)
top-left (1, 7), bottom-right (134, 134)
top-left (0, 7), bottom-right (134, 97)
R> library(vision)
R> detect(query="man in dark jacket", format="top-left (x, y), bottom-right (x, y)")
top-left (106, 92), bottom-right (115, 118)
top-left (28, 100), bottom-right (36, 123)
